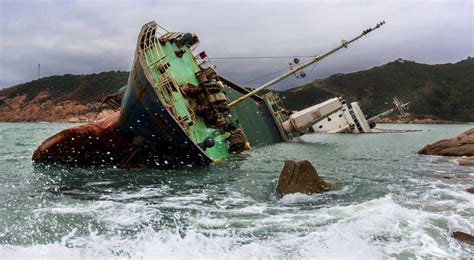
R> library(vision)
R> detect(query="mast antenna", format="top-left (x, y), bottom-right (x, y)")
top-left (228, 21), bottom-right (386, 107)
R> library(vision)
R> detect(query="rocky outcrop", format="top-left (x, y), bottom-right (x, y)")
top-left (276, 160), bottom-right (331, 197)
top-left (0, 92), bottom-right (115, 122)
top-left (418, 128), bottom-right (474, 156)
top-left (452, 231), bottom-right (474, 245)
top-left (458, 157), bottom-right (474, 166)
top-left (376, 115), bottom-right (463, 124)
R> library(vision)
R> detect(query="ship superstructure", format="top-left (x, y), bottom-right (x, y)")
top-left (312, 97), bottom-right (410, 134)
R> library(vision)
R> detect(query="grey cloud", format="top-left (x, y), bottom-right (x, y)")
top-left (0, 0), bottom-right (472, 90)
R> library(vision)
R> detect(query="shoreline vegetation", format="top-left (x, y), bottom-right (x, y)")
top-left (1, 57), bottom-right (472, 123)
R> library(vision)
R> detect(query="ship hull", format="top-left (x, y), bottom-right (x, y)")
top-left (32, 57), bottom-right (213, 167)
top-left (116, 53), bottom-right (213, 166)
top-left (32, 21), bottom-right (285, 168)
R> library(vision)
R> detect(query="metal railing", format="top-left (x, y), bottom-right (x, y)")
top-left (139, 23), bottom-right (197, 131)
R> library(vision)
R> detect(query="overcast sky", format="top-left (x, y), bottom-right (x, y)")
top-left (0, 0), bottom-right (472, 90)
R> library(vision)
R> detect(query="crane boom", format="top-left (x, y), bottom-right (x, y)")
top-left (228, 21), bottom-right (386, 107)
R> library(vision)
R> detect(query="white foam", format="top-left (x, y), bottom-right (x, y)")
top-left (3, 195), bottom-right (472, 259)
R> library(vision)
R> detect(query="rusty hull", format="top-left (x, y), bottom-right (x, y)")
top-left (32, 112), bottom-right (138, 167)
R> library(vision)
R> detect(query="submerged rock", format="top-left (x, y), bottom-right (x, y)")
top-left (276, 160), bottom-right (331, 197)
top-left (452, 231), bottom-right (474, 245)
top-left (432, 173), bottom-right (471, 180)
top-left (467, 187), bottom-right (474, 194)
top-left (458, 156), bottom-right (474, 166)
top-left (418, 128), bottom-right (474, 157)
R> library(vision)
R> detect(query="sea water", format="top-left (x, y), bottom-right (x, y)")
top-left (0, 123), bottom-right (472, 259)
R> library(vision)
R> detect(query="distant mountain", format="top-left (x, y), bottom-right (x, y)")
top-left (0, 58), bottom-right (472, 122)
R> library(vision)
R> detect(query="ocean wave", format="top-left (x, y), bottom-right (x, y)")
top-left (2, 195), bottom-right (472, 259)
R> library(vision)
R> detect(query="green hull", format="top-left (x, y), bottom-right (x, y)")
top-left (124, 22), bottom-right (287, 163)
top-left (32, 21), bottom-right (291, 167)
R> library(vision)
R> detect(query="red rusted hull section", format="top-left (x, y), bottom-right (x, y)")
top-left (32, 112), bottom-right (136, 167)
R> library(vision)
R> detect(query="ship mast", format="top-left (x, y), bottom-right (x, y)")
top-left (228, 21), bottom-right (386, 107)
top-left (367, 97), bottom-right (410, 124)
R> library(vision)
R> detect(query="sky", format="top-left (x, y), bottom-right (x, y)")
top-left (0, 0), bottom-right (472, 90)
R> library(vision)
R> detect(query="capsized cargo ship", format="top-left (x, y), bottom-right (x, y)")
top-left (32, 21), bottom-right (385, 167)
top-left (312, 97), bottom-right (410, 134)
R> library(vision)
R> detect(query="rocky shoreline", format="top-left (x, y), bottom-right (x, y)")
top-left (376, 115), bottom-right (470, 124)
top-left (419, 128), bottom-right (474, 166)
top-left (0, 93), bottom-right (472, 124)
top-left (418, 128), bottom-right (474, 245)
top-left (0, 93), bottom-right (115, 123)
top-left (1, 110), bottom-right (471, 124)
top-left (418, 128), bottom-right (474, 157)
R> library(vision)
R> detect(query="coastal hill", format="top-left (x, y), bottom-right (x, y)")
top-left (0, 71), bottom-right (128, 122)
top-left (281, 57), bottom-right (473, 122)
top-left (0, 58), bottom-right (472, 122)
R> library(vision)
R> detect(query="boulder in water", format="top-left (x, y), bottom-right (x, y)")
top-left (418, 128), bottom-right (474, 157)
top-left (276, 160), bottom-right (331, 197)
top-left (452, 231), bottom-right (474, 245)
top-left (466, 187), bottom-right (474, 194)
top-left (458, 156), bottom-right (474, 166)
top-left (432, 173), bottom-right (470, 180)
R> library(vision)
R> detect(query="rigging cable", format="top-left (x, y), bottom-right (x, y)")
top-left (241, 67), bottom-right (290, 86)
top-left (302, 61), bottom-right (318, 85)
top-left (209, 55), bottom-right (314, 60)
top-left (209, 55), bottom-right (319, 86)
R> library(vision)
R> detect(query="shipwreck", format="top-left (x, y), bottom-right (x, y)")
top-left (32, 21), bottom-right (385, 167)
top-left (312, 97), bottom-right (410, 134)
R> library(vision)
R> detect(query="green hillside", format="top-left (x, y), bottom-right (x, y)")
top-left (282, 58), bottom-right (474, 121)
top-left (1, 58), bottom-right (472, 121)
top-left (0, 71), bottom-right (129, 104)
